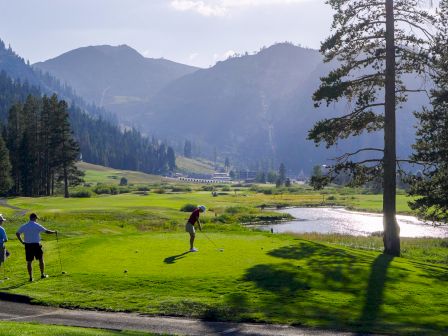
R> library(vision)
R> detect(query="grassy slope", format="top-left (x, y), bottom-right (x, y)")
top-left (175, 156), bottom-right (215, 174)
top-left (1, 322), bottom-right (158, 336)
top-left (77, 162), bottom-right (163, 185)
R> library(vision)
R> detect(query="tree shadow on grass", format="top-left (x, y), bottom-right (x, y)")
top-left (356, 253), bottom-right (393, 335)
top-left (164, 251), bottom-right (190, 264)
top-left (241, 241), bottom-right (406, 332)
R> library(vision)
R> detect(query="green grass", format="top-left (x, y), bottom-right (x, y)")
top-left (175, 156), bottom-right (215, 174)
top-left (1, 322), bottom-right (159, 336)
top-left (77, 162), bottom-right (163, 185)
top-left (1, 232), bottom-right (447, 335)
top-left (0, 183), bottom-right (446, 335)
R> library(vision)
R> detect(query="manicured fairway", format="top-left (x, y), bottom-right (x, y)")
top-left (0, 190), bottom-right (445, 335)
top-left (1, 322), bottom-right (158, 336)
top-left (1, 232), bottom-right (447, 335)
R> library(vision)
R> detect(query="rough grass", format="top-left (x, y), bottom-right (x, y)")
top-left (1, 322), bottom-right (159, 336)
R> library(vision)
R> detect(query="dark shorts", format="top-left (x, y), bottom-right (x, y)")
top-left (25, 243), bottom-right (43, 261)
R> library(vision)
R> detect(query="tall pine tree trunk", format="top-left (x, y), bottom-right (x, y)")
top-left (383, 0), bottom-right (400, 256)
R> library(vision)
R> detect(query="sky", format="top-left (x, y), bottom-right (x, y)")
top-left (0, 0), bottom-right (333, 68)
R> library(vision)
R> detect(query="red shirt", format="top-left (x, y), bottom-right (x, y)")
top-left (188, 208), bottom-right (201, 225)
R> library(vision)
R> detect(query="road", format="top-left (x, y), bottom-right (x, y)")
top-left (0, 298), bottom-right (376, 336)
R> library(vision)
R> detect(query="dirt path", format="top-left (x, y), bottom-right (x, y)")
top-left (0, 198), bottom-right (27, 216)
top-left (0, 299), bottom-right (375, 336)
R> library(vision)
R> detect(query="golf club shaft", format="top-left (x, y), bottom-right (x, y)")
top-left (202, 231), bottom-right (218, 247)
top-left (56, 232), bottom-right (63, 273)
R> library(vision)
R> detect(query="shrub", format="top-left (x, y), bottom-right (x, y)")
top-left (137, 186), bottom-right (150, 192)
top-left (93, 185), bottom-right (111, 195)
top-left (119, 177), bottom-right (128, 186)
top-left (202, 186), bottom-right (214, 191)
top-left (70, 189), bottom-right (92, 198)
top-left (221, 185), bottom-right (231, 191)
top-left (119, 187), bottom-right (131, 194)
top-left (153, 188), bottom-right (166, 194)
top-left (180, 204), bottom-right (197, 212)
top-left (172, 186), bottom-right (192, 192)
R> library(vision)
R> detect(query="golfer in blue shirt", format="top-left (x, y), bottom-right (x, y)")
top-left (0, 214), bottom-right (7, 269)
top-left (16, 213), bottom-right (57, 282)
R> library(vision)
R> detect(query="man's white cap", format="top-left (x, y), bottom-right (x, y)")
top-left (0, 214), bottom-right (5, 221)
top-left (198, 205), bottom-right (206, 212)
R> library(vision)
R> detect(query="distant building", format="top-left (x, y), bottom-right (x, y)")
top-left (213, 172), bottom-right (231, 182)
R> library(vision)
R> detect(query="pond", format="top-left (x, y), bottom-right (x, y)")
top-left (257, 207), bottom-right (448, 238)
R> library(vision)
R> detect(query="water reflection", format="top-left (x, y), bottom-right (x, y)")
top-left (258, 207), bottom-right (448, 238)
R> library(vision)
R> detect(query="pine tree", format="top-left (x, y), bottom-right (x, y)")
top-left (184, 140), bottom-right (192, 158)
top-left (278, 163), bottom-right (286, 186)
top-left (6, 103), bottom-right (23, 194)
top-left (408, 1), bottom-right (448, 224)
top-left (51, 97), bottom-right (81, 198)
top-left (308, 0), bottom-right (434, 256)
top-left (167, 147), bottom-right (176, 172)
top-left (0, 134), bottom-right (12, 195)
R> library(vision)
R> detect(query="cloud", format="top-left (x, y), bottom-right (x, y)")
top-left (189, 52), bottom-right (199, 60)
top-left (170, 0), bottom-right (306, 17)
top-left (213, 49), bottom-right (236, 62)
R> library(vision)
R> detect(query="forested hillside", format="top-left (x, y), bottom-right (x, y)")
top-left (0, 40), bottom-right (176, 177)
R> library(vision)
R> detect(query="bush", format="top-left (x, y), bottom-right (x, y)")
top-left (153, 188), bottom-right (166, 194)
top-left (172, 186), bottom-right (192, 192)
top-left (70, 189), bottom-right (92, 198)
top-left (119, 177), bottom-right (128, 186)
top-left (180, 204), bottom-right (197, 212)
top-left (110, 186), bottom-right (119, 195)
top-left (137, 186), bottom-right (150, 192)
top-left (93, 185), bottom-right (112, 195)
top-left (221, 185), bottom-right (231, 191)
top-left (119, 187), bottom-right (131, 194)
top-left (202, 186), bottom-right (214, 191)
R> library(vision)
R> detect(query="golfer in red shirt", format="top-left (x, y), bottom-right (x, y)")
top-left (186, 205), bottom-right (206, 252)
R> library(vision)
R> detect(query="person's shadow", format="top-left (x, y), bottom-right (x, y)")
top-left (164, 251), bottom-right (190, 264)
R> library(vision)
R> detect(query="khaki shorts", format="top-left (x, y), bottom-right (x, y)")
top-left (185, 222), bottom-right (195, 234)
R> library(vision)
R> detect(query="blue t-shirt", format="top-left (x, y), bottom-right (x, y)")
top-left (0, 226), bottom-right (7, 245)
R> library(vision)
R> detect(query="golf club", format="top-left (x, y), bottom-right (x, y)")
top-left (202, 231), bottom-right (224, 252)
top-left (56, 232), bottom-right (66, 274)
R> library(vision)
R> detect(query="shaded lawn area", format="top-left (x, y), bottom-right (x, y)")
top-left (1, 233), bottom-right (447, 336)
top-left (1, 322), bottom-right (160, 336)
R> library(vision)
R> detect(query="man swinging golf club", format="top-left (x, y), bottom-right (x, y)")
top-left (16, 213), bottom-right (57, 282)
top-left (0, 214), bottom-right (8, 273)
top-left (186, 205), bottom-right (206, 252)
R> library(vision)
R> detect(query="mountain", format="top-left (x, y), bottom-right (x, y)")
top-left (33, 45), bottom-right (199, 125)
top-left (143, 43), bottom-right (429, 173)
top-left (34, 42), bottom-right (428, 173)
top-left (0, 39), bottom-right (175, 175)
